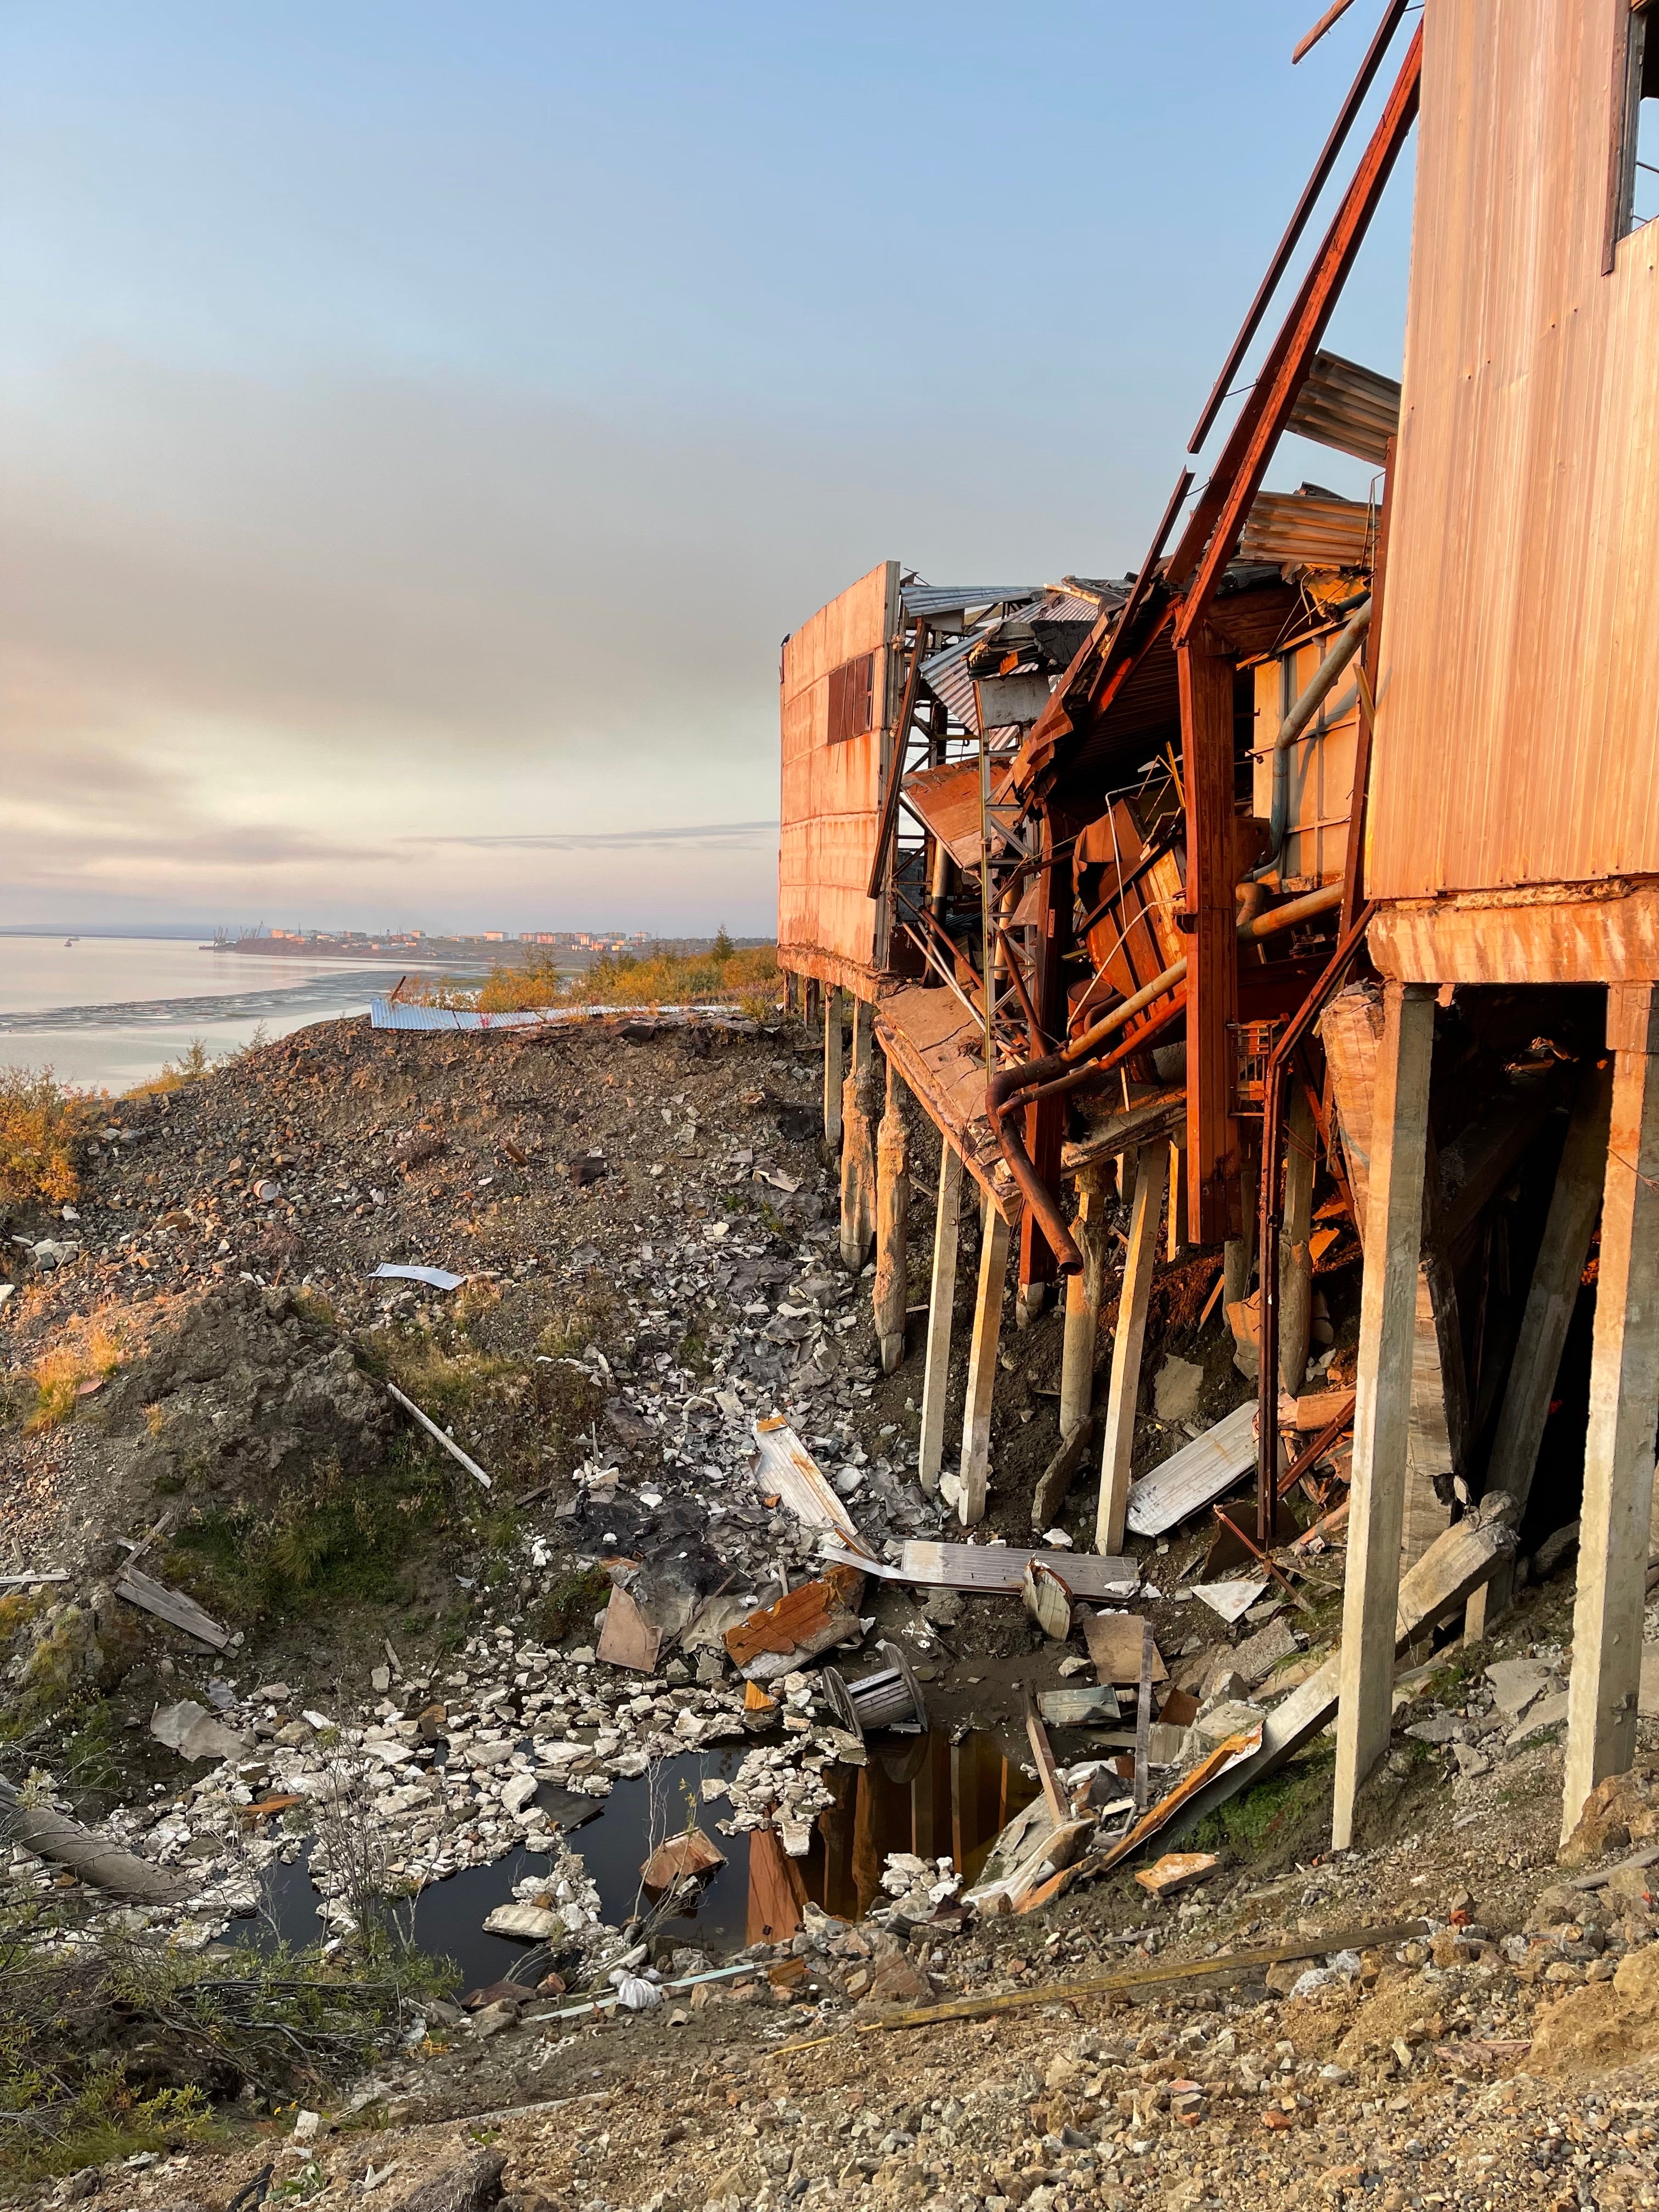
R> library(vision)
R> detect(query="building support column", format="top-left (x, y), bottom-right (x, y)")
top-left (839, 1005), bottom-right (877, 1271)
top-left (823, 987), bottom-right (844, 1154)
top-left (958, 1204), bottom-right (1013, 1526)
top-left (1563, 987), bottom-right (1659, 1844)
top-left (1332, 982), bottom-right (1435, 1852)
top-left (917, 1145), bottom-right (964, 1494)
top-left (1059, 1167), bottom-right (1109, 1440)
top-left (873, 1060), bottom-right (911, 1376)
top-left (1096, 1143), bottom-right (1169, 1555)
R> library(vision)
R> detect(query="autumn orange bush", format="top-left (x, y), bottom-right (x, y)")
top-left (0, 1067), bottom-right (92, 1206)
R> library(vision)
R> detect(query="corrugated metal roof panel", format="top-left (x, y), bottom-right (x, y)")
top-left (1288, 349), bottom-right (1401, 468)
top-left (900, 583), bottom-right (1039, 618)
top-left (1238, 489), bottom-right (1375, 571)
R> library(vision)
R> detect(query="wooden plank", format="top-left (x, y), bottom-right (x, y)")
top-left (1565, 990), bottom-right (1659, 1844)
top-left (387, 1381), bottom-right (494, 1488)
top-left (917, 1144), bottom-right (964, 1494)
top-left (1467, 1057), bottom-right (1613, 1638)
top-left (751, 1418), bottom-right (870, 1551)
top-left (1332, 981), bottom-right (1436, 1851)
top-left (1024, 1694), bottom-right (1069, 1827)
top-left (1133, 1621), bottom-right (1155, 1815)
top-left (595, 1584), bottom-right (661, 1673)
top-left (1096, 1143), bottom-right (1168, 1554)
top-left (821, 1540), bottom-right (1136, 1600)
top-left (856, 1918), bottom-right (1430, 2034)
top-left (1062, 1087), bottom-right (1185, 1173)
top-left (1177, 631), bottom-right (1239, 1246)
top-left (840, 1007), bottom-right (878, 1269)
top-left (114, 1565), bottom-right (229, 1651)
top-left (1030, 1415), bottom-right (1095, 1533)
top-left (1124, 1401), bottom-right (1257, 1539)
top-left (958, 1205), bottom-right (1012, 1526)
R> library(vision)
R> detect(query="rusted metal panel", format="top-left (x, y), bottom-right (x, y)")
top-left (873, 985), bottom-right (1023, 1224)
top-left (1238, 488), bottom-right (1375, 570)
top-left (1369, 883), bottom-right (1659, 985)
top-left (1287, 349), bottom-right (1401, 466)
top-left (778, 561), bottom-right (899, 978)
top-left (1370, 0), bottom-right (1659, 898)
top-left (901, 755), bottom-right (1018, 869)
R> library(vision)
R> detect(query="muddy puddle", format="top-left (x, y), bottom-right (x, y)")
top-left (258, 1731), bottom-right (1036, 1987)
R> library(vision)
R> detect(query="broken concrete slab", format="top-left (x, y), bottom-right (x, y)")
top-left (482, 1903), bottom-right (558, 1942)
top-left (1153, 1357), bottom-right (1206, 1425)
top-left (1485, 1658), bottom-right (1554, 1718)
top-left (149, 1700), bottom-right (249, 1763)
top-left (1230, 1614), bottom-right (1300, 1688)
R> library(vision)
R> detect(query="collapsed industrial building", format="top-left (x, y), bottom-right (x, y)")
top-left (776, 0), bottom-right (1659, 1865)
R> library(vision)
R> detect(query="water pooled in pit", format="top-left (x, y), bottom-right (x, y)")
top-left (261, 1730), bottom-right (1034, 1978)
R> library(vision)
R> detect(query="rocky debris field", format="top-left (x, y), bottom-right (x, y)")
top-left (5, 1009), bottom-right (1659, 2203)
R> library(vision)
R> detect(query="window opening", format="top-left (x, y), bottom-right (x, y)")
top-left (827, 652), bottom-right (874, 744)
top-left (1620, 1), bottom-right (1659, 237)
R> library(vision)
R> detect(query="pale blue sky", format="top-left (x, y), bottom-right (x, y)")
top-left (0, 2), bottom-right (1416, 934)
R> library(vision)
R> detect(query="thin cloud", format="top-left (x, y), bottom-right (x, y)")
top-left (407, 819), bottom-right (779, 852)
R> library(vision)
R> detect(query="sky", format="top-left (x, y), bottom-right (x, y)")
top-left (0, 2), bottom-right (1418, 939)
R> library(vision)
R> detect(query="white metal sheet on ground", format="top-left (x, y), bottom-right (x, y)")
top-left (1124, 1401), bottom-right (1257, 1538)
top-left (820, 1539), bottom-right (1136, 1600)
top-left (751, 1419), bottom-right (871, 1553)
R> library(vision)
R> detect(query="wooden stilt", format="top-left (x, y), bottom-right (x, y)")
top-left (1332, 981), bottom-right (1435, 1852)
top-left (1095, 1143), bottom-right (1169, 1555)
top-left (1059, 1168), bottom-right (1109, 1440)
top-left (1279, 1085), bottom-right (1318, 1392)
top-left (1167, 1139), bottom-right (1189, 1262)
top-left (1563, 987), bottom-right (1659, 1845)
top-left (1465, 1057), bottom-right (1612, 1640)
top-left (1224, 1142), bottom-right (1259, 1368)
top-left (1015, 1281), bottom-right (1048, 1329)
top-left (823, 986), bottom-right (844, 1153)
top-left (873, 1060), bottom-right (910, 1376)
top-left (918, 1146), bottom-right (964, 1494)
top-left (958, 1204), bottom-right (1013, 1526)
top-left (840, 1032), bottom-right (878, 1272)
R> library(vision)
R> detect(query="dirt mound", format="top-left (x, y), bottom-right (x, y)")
top-left (1529, 1939), bottom-right (1659, 2073)
top-left (95, 1279), bottom-right (390, 1505)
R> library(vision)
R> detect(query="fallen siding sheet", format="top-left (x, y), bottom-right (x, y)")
top-left (1124, 1402), bottom-right (1257, 1538)
top-left (752, 1419), bottom-right (871, 1553)
top-left (820, 1539), bottom-right (1137, 1601)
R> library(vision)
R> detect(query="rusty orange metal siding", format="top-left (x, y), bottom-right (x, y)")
top-left (1370, 0), bottom-right (1659, 898)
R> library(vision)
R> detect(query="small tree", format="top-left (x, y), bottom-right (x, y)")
top-left (711, 924), bottom-right (735, 962)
